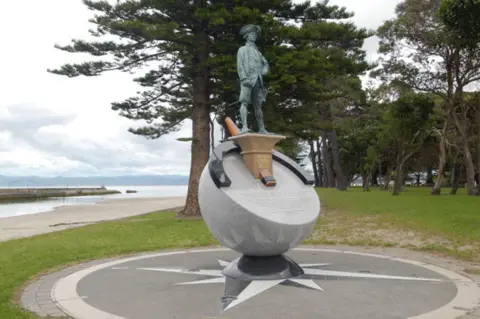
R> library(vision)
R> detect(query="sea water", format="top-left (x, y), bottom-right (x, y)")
top-left (0, 185), bottom-right (188, 218)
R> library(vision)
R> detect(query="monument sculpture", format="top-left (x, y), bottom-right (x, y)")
top-left (236, 24), bottom-right (270, 134)
top-left (25, 24), bottom-right (464, 319)
top-left (198, 24), bottom-right (321, 310)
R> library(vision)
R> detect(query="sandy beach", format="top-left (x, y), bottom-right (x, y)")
top-left (0, 196), bottom-right (186, 242)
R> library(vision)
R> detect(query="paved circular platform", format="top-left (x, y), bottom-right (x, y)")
top-left (23, 247), bottom-right (480, 319)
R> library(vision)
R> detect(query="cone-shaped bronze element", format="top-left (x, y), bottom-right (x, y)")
top-left (228, 133), bottom-right (286, 186)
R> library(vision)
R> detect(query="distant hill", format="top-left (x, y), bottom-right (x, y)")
top-left (0, 175), bottom-right (189, 187)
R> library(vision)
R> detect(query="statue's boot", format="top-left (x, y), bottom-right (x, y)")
top-left (258, 123), bottom-right (270, 135)
top-left (254, 104), bottom-right (271, 135)
top-left (240, 127), bottom-right (253, 134)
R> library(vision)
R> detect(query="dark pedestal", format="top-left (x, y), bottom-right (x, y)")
top-left (222, 254), bottom-right (304, 281)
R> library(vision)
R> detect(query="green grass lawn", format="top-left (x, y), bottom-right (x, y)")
top-left (314, 187), bottom-right (480, 256)
top-left (0, 187), bottom-right (478, 318)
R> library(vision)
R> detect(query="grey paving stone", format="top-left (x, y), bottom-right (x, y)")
top-left (18, 246), bottom-right (480, 319)
top-left (467, 308), bottom-right (480, 317)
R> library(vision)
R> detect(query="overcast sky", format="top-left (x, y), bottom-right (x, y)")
top-left (0, 0), bottom-right (401, 177)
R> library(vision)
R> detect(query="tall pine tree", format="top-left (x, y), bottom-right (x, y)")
top-left (48, 0), bottom-right (364, 216)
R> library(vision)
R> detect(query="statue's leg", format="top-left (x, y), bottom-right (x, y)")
top-left (238, 84), bottom-right (252, 133)
top-left (239, 102), bottom-right (249, 133)
top-left (253, 102), bottom-right (266, 133)
top-left (252, 83), bottom-right (268, 134)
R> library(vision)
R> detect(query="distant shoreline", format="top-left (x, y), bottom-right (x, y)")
top-left (0, 174), bottom-right (189, 189)
top-left (0, 187), bottom-right (121, 203)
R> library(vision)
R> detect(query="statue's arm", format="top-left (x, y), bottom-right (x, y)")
top-left (261, 55), bottom-right (269, 76)
top-left (237, 48), bottom-right (247, 83)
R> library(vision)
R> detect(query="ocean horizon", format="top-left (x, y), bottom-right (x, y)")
top-left (0, 185), bottom-right (188, 218)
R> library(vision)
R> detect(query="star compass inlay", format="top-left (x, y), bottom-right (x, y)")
top-left (136, 258), bottom-right (443, 311)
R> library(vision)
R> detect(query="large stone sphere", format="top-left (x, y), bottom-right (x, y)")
top-left (198, 152), bottom-right (321, 256)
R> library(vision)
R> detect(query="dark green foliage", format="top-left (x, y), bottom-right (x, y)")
top-left (337, 99), bottom-right (382, 180)
top-left (439, 0), bottom-right (480, 45)
top-left (388, 94), bottom-right (435, 136)
top-left (48, 0), bottom-right (370, 142)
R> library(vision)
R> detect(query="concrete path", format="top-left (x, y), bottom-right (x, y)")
top-left (21, 246), bottom-right (480, 319)
top-left (0, 196), bottom-right (186, 242)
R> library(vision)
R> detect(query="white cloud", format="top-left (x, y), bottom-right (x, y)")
top-left (0, 0), bottom-right (400, 177)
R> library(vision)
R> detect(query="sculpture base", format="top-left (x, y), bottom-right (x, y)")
top-left (222, 254), bottom-right (304, 281)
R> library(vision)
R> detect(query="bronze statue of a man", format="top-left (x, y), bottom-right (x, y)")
top-left (237, 24), bottom-right (270, 134)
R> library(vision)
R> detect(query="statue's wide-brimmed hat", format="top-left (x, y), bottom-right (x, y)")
top-left (239, 24), bottom-right (261, 36)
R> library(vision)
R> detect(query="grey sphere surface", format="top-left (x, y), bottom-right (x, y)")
top-left (198, 152), bottom-right (320, 256)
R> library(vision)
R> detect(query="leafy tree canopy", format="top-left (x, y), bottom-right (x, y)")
top-left (439, 0), bottom-right (480, 46)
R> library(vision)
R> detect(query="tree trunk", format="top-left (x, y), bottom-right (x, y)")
top-left (321, 132), bottom-right (335, 188)
top-left (382, 165), bottom-right (394, 190)
top-left (392, 153), bottom-right (413, 196)
top-left (315, 139), bottom-right (324, 187)
top-left (363, 173), bottom-right (372, 191)
top-left (476, 108), bottom-right (480, 189)
top-left (308, 139), bottom-right (320, 187)
top-left (431, 128), bottom-right (447, 195)
top-left (426, 166), bottom-right (434, 186)
top-left (450, 164), bottom-right (462, 195)
top-left (452, 111), bottom-right (479, 195)
top-left (392, 165), bottom-right (404, 196)
top-left (461, 141), bottom-right (478, 195)
top-left (178, 45), bottom-right (211, 218)
top-left (328, 130), bottom-right (348, 190)
top-left (372, 169), bottom-right (379, 186)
